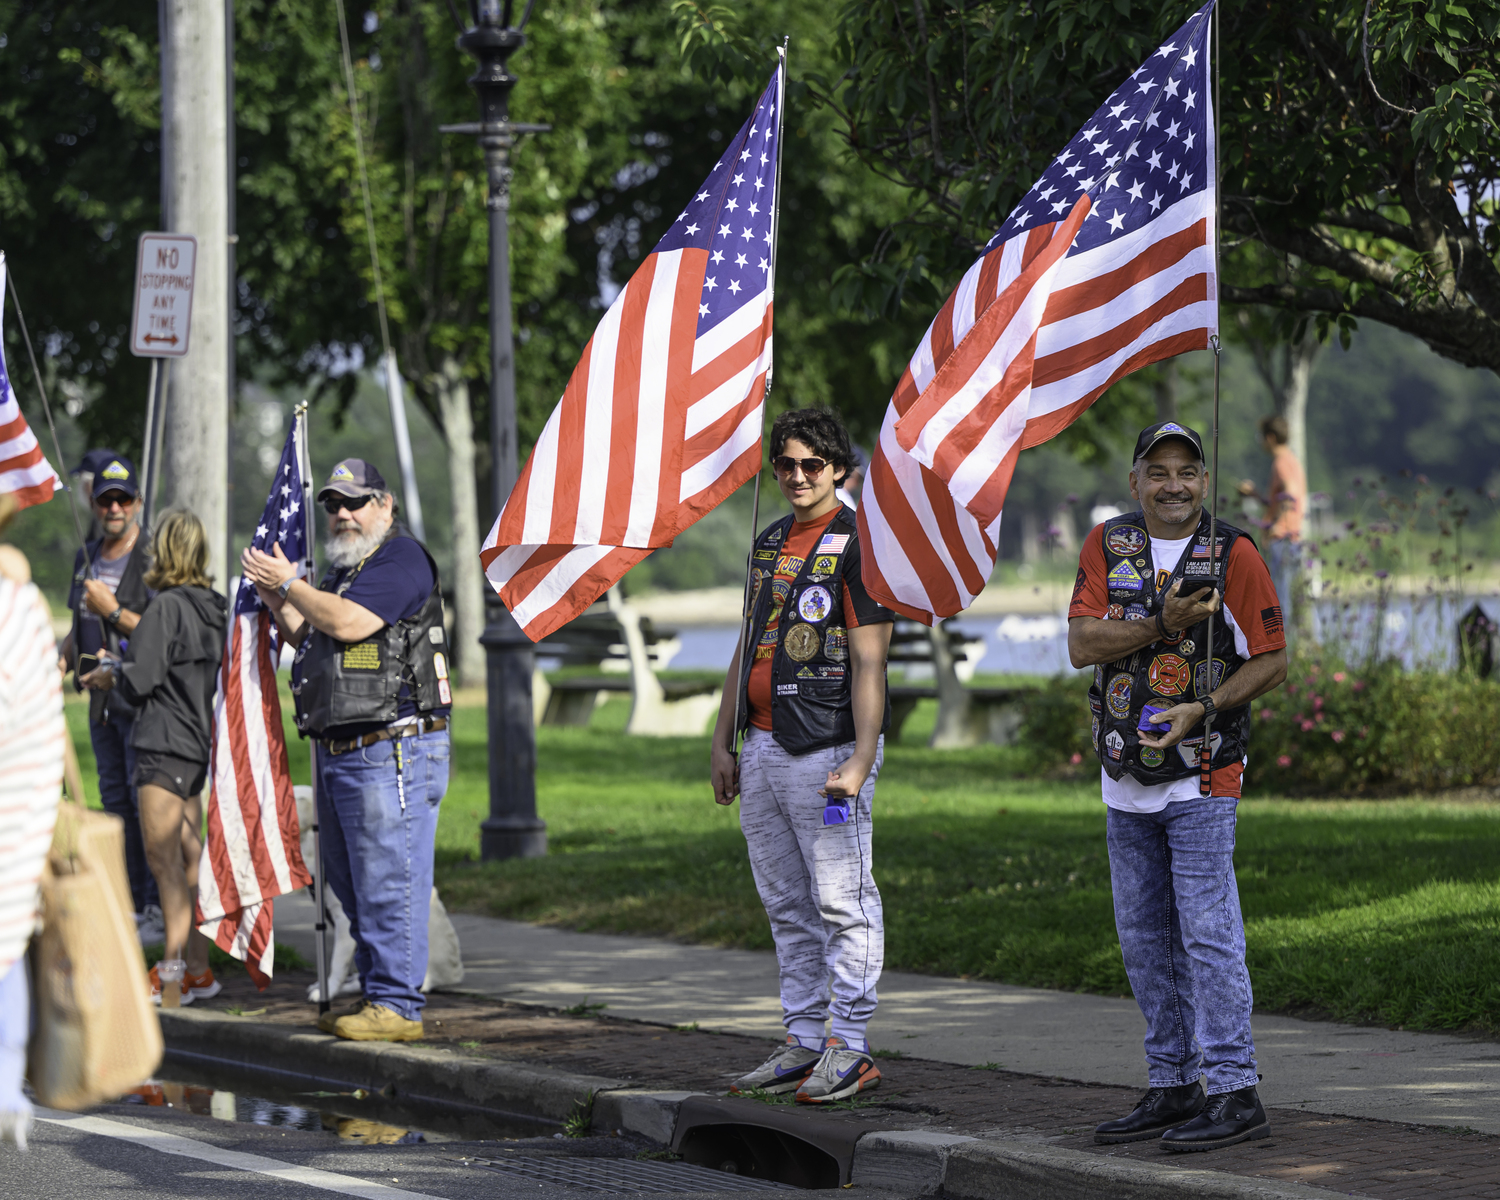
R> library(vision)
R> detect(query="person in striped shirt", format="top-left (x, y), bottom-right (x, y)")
top-left (711, 408), bottom-right (894, 1105)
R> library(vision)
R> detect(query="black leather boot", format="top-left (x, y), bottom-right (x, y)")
top-left (1160, 1084), bottom-right (1270, 1151)
top-left (1094, 1080), bottom-right (1206, 1144)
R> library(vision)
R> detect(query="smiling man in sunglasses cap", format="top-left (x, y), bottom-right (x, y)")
top-left (710, 408), bottom-right (894, 1105)
top-left (240, 457), bottom-right (453, 1043)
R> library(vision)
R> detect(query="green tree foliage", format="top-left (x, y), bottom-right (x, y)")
top-left (828, 0), bottom-right (1500, 377)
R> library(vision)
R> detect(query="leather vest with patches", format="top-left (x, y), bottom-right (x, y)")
top-left (737, 508), bottom-right (890, 757)
top-left (292, 532), bottom-right (450, 738)
top-left (1087, 510), bottom-right (1252, 785)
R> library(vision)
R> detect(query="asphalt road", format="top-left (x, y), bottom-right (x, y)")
top-left (11, 1100), bottom-right (871, 1200)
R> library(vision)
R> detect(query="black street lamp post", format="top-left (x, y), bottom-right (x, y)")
top-left (446, 0), bottom-right (548, 860)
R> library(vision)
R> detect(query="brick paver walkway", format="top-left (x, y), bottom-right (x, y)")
top-left (188, 968), bottom-right (1500, 1197)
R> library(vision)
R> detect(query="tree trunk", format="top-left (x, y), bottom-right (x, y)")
top-left (432, 357), bottom-right (486, 689)
top-left (1279, 337), bottom-right (1319, 470)
top-left (1152, 360), bottom-right (1178, 421)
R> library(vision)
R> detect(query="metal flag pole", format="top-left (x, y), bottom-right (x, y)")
top-left (4, 260), bottom-right (92, 566)
top-left (728, 42), bottom-right (788, 761)
top-left (294, 401), bottom-right (330, 1014)
top-left (1200, 0), bottom-right (1222, 798)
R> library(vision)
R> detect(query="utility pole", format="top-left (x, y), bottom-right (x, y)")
top-left (161, 0), bottom-right (230, 583)
top-left (448, 0), bottom-right (549, 860)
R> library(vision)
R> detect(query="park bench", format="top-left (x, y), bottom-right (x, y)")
top-left (533, 588), bottom-right (721, 736)
top-left (886, 619), bottom-right (1035, 748)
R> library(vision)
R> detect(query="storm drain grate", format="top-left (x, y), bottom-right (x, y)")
top-left (468, 1154), bottom-right (794, 1193)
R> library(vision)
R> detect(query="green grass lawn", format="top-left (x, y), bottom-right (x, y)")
top-left (68, 688), bottom-right (1500, 1035)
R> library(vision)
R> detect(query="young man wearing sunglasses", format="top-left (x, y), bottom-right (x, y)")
top-left (711, 408), bottom-right (894, 1104)
top-left (240, 458), bottom-right (453, 1043)
top-left (58, 452), bottom-right (162, 943)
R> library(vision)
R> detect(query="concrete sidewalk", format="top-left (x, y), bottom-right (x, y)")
top-left (276, 889), bottom-right (1500, 1136)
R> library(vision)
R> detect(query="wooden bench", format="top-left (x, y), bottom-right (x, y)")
top-left (886, 619), bottom-right (1035, 748)
top-left (533, 589), bottom-right (720, 736)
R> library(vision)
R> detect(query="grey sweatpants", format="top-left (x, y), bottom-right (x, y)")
top-left (739, 728), bottom-right (885, 1044)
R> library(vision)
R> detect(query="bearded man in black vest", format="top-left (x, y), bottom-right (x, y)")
top-left (1068, 422), bottom-right (1288, 1152)
top-left (242, 458), bottom-right (452, 1044)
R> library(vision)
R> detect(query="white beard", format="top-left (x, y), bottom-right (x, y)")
top-left (324, 513), bottom-right (392, 569)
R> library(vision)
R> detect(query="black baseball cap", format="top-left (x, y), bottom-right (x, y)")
top-left (72, 447), bottom-right (123, 478)
top-left (318, 458), bottom-right (387, 502)
top-left (1132, 421), bottom-right (1205, 464)
top-left (90, 454), bottom-right (140, 500)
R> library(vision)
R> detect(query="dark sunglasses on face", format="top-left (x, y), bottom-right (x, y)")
top-left (95, 492), bottom-right (134, 510)
top-left (772, 456), bottom-right (829, 480)
top-left (323, 493), bottom-right (377, 515)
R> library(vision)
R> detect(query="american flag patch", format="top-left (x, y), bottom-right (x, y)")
top-left (818, 533), bottom-right (850, 554)
top-left (1262, 605), bottom-right (1285, 635)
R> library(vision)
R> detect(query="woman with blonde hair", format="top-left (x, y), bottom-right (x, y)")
top-left (82, 509), bottom-right (226, 1003)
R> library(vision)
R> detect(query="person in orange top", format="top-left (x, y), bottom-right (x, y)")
top-left (1237, 415), bottom-right (1307, 621)
top-left (710, 407), bottom-right (893, 1106)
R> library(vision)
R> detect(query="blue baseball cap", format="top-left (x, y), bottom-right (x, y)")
top-left (90, 454), bottom-right (140, 500)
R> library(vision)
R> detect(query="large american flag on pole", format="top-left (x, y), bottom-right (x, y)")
top-left (196, 414), bottom-right (311, 986)
top-left (0, 256), bottom-right (61, 511)
top-left (482, 58), bottom-right (785, 642)
top-left (860, 2), bottom-right (1217, 621)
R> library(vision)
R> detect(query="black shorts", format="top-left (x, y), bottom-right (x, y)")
top-left (135, 751), bottom-right (208, 799)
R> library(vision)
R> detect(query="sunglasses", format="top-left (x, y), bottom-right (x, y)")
top-left (323, 493), bottom-right (377, 515)
top-left (95, 492), bottom-right (135, 510)
top-left (772, 456), bottom-right (829, 480)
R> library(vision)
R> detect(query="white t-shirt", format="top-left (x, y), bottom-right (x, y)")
top-left (1100, 534), bottom-right (1251, 814)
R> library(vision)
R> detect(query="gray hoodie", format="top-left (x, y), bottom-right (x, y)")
top-left (117, 585), bottom-right (228, 763)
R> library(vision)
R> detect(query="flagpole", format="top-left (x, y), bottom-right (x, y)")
top-left (294, 402), bottom-right (331, 1015)
top-left (1200, 1), bottom-right (1222, 798)
top-left (728, 42), bottom-right (788, 761)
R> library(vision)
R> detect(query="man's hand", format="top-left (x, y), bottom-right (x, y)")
top-left (79, 652), bottom-right (118, 692)
top-left (822, 756), bottom-right (872, 801)
top-left (710, 744), bottom-right (740, 806)
top-left (241, 542), bottom-right (299, 593)
top-left (1237, 479), bottom-right (1258, 498)
top-left (1161, 578), bottom-right (1221, 635)
top-left (82, 578), bottom-right (120, 618)
top-left (1137, 700), bottom-right (1204, 750)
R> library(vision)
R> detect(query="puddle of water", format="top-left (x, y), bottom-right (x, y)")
top-left (122, 1063), bottom-right (556, 1145)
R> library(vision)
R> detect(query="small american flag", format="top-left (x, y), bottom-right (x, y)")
top-left (196, 414), bottom-right (311, 986)
top-left (0, 256), bottom-right (61, 511)
top-left (860, 2), bottom-right (1217, 621)
top-left (482, 58), bottom-right (784, 642)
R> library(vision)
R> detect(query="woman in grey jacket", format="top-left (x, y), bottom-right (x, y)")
top-left (82, 509), bottom-right (227, 1005)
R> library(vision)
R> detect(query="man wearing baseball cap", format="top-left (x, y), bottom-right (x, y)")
top-left (57, 452), bottom-right (162, 941)
top-left (240, 458), bottom-right (453, 1042)
top-left (1067, 422), bottom-right (1288, 1151)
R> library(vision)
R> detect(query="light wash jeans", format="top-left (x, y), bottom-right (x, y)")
top-left (739, 728), bottom-right (884, 1045)
top-left (316, 728), bottom-right (450, 1021)
top-left (1106, 795), bottom-right (1259, 1096)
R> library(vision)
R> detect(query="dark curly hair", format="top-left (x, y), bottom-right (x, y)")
top-left (769, 407), bottom-right (854, 487)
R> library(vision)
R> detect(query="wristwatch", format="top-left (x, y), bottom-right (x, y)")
top-left (105, 606), bottom-right (123, 627)
top-left (277, 577), bottom-right (296, 600)
top-left (1199, 695), bottom-right (1218, 723)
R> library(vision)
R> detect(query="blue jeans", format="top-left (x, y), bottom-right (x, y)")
top-left (1106, 796), bottom-right (1258, 1096)
top-left (1268, 538), bottom-right (1298, 626)
top-left (315, 728), bottom-right (449, 1021)
top-left (91, 708), bottom-right (158, 913)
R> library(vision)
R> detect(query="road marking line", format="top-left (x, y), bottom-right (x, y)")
top-left (35, 1110), bottom-right (444, 1199)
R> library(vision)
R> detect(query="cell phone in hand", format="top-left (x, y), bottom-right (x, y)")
top-left (76, 652), bottom-right (99, 677)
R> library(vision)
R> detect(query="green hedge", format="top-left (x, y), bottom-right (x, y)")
top-left (1018, 662), bottom-right (1500, 796)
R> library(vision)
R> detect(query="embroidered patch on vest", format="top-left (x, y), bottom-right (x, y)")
top-left (1105, 525), bottom-right (1147, 556)
top-left (1107, 560), bottom-right (1143, 591)
top-left (1139, 745), bottom-right (1165, 768)
top-left (784, 624), bottom-right (820, 661)
top-left (1194, 658), bottom-right (1227, 696)
top-left (817, 532), bottom-right (849, 554)
top-left (1176, 731), bottom-right (1222, 769)
top-left (798, 585), bottom-right (833, 623)
top-left (342, 643), bottom-right (381, 670)
top-left (1106, 673), bottom-right (1133, 719)
top-left (811, 554), bottom-right (838, 575)
top-left (824, 627), bottom-right (848, 662)
top-left (1104, 729), bottom-right (1124, 760)
top-left (1148, 653), bottom-right (1191, 697)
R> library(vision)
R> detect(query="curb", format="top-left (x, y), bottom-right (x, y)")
top-left (852, 1130), bottom-right (1354, 1200)
top-left (160, 1011), bottom-right (1353, 1199)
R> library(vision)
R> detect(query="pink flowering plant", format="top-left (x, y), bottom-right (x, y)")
top-left (1248, 658), bottom-right (1500, 795)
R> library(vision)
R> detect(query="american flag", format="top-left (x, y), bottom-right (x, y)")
top-left (0, 256), bottom-right (61, 511)
top-left (860, 2), bottom-right (1217, 621)
top-left (482, 58), bottom-right (785, 642)
top-left (196, 413), bottom-right (311, 986)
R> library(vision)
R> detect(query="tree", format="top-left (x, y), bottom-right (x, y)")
top-left (826, 0), bottom-right (1500, 378)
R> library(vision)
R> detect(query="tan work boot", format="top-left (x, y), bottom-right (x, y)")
top-left (317, 998), bottom-right (365, 1035)
top-left (332, 1001), bottom-right (424, 1042)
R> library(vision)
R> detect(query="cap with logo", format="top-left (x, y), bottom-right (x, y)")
top-left (90, 455), bottom-right (140, 500)
top-left (72, 447), bottom-right (124, 478)
top-left (318, 458), bottom-right (388, 502)
top-left (1132, 421), bottom-right (1205, 465)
